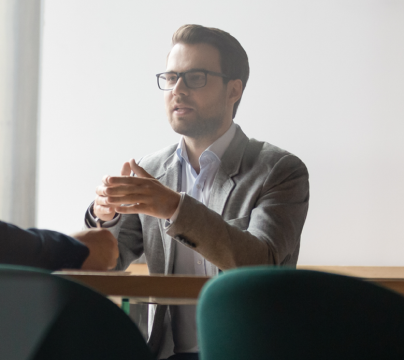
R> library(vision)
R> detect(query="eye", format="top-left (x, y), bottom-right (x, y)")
top-left (166, 74), bottom-right (178, 84)
top-left (185, 71), bottom-right (206, 88)
top-left (188, 73), bottom-right (204, 82)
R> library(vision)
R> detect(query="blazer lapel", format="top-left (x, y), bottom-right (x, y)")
top-left (208, 125), bottom-right (249, 215)
top-left (156, 153), bottom-right (182, 274)
top-left (154, 125), bottom-right (249, 272)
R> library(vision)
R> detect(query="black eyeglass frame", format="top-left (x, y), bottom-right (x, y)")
top-left (156, 69), bottom-right (229, 91)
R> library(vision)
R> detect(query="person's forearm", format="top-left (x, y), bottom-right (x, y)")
top-left (165, 195), bottom-right (270, 270)
top-left (0, 221), bottom-right (89, 270)
top-left (165, 155), bottom-right (309, 270)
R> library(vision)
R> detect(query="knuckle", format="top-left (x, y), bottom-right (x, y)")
top-left (95, 195), bottom-right (104, 205)
top-left (99, 206), bottom-right (107, 214)
top-left (98, 186), bottom-right (108, 196)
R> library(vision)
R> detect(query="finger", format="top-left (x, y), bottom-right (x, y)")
top-left (96, 184), bottom-right (135, 197)
top-left (102, 175), bottom-right (112, 186)
top-left (100, 184), bottom-right (143, 196)
top-left (95, 194), bottom-right (108, 205)
top-left (115, 203), bottom-right (148, 214)
top-left (101, 174), bottom-right (132, 186)
top-left (130, 159), bottom-right (154, 179)
top-left (95, 194), bottom-right (120, 206)
top-left (94, 203), bottom-right (116, 215)
top-left (108, 258), bottom-right (118, 270)
top-left (106, 176), bottom-right (151, 185)
top-left (110, 235), bottom-right (119, 259)
top-left (121, 162), bottom-right (131, 176)
top-left (106, 193), bottom-right (149, 205)
top-left (96, 185), bottom-right (109, 196)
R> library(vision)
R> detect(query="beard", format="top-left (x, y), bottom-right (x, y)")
top-left (168, 101), bottom-right (228, 140)
top-left (171, 114), bottom-right (224, 139)
top-left (166, 85), bottom-right (229, 139)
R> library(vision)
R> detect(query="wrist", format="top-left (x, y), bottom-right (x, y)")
top-left (85, 201), bottom-right (121, 228)
top-left (167, 192), bottom-right (181, 219)
top-left (168, 192), bottom-right (185, 223)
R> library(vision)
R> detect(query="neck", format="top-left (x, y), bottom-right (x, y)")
top-left (183, 122), bottom-right (232, 174)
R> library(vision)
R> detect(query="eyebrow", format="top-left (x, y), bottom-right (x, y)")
top-left (164, 68), bottom-right (209, 73)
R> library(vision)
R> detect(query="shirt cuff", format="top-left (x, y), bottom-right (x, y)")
top-left (165, 192), bottom-right (186, 227)
top-left (85, 201), bottom-right (121, 228)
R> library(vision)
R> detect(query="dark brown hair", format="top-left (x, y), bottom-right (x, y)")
top-left (172, 24), bottom-right (249, 119)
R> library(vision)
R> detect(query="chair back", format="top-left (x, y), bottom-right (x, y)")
top-left (197, 266), bottom-right (404, 360)
top-left (0, 265), bottom-right (154, 360)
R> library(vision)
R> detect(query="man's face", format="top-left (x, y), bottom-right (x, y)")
top-left (164, 43), bottom-right (230, 140)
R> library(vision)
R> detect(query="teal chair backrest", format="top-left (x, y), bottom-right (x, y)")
top-left (197, 266), bottom-right (404, 360)
top-left (0, 265), bottom-right (154, 360)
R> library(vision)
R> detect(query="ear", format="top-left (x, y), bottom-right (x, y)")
top-left (227, 79), bottom-right (243, 105)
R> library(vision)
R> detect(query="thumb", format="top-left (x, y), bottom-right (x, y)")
top-left (121, 162), bottom-right (131, 176)
top-left (129, 159), bottom-right (154, 179)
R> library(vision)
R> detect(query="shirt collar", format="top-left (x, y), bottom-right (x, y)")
top-left (176, 122), bottom-right (237, 165)
top-left (206, 122), bottom-right (237, 160)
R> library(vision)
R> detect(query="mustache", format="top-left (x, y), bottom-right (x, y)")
top-left (171, 101), bottom-right (194, 110)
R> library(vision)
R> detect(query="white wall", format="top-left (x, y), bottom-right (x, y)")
top-left (38, 0), bottom-right (404, 265)
top-left (0, 0), bottom-right (41, 228)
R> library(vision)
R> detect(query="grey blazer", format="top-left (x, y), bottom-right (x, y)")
top-left (105, 124), bottom-right (309, 355)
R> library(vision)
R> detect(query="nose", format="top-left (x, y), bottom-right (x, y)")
top-left (171, 76), bottom-right (189, 97)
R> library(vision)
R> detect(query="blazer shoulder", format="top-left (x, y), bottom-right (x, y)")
top-left (138, 143), bottom-right (178, 176)
top-left (246, 138), bottom-right (300, 163)
top-left (243, 138), bottom-right (308, 177)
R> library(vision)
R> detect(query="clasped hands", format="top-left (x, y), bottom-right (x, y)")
top-left (93, 159), bottom-right (181, 221)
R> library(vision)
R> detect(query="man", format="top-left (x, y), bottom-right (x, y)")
top-left (85, 25), bottom-right (309, 359)
top-left (1, 220), bottom-right (118, 270)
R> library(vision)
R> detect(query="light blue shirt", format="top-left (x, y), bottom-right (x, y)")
top-left (169, 122), bottom-right (237, 354)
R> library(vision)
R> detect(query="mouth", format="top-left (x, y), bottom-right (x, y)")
top-left (173, 105), bottom-right (193, 115)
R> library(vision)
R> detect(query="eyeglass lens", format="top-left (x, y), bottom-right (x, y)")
top-left (158, 71), bottom-right (207, 90)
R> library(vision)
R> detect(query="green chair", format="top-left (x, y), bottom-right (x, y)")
top-left (0, 264), bottom-right (154, 360)
top-left (197, 266), bottom-right (404, 360)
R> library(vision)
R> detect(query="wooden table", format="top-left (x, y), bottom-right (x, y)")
top-left (54, 266), bottom-right (404, 306)
top-left (54, 271), bottom-right (210, 305)
top-left (296, 265), bottom-right (404, 279)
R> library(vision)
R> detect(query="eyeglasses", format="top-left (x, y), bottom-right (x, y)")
top-left (156, 69), bottom-right (229, 91)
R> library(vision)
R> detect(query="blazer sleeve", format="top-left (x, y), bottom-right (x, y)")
top-left (165, 154), bottom-right (309, 270)
top-left (0, 221), bottom-right (89, 270)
